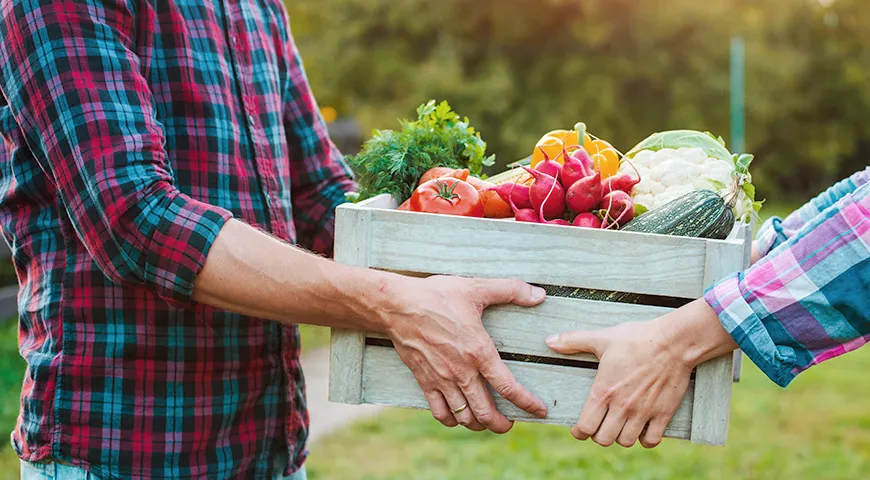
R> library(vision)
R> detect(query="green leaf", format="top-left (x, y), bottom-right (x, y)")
top-left (742, 182), bottom-right (756, 202)
top-left (709, 179), bottom-right (728, 191)
top-left (633, 204), bottom-right (649, 217)
top-left (482, 154), bottom-right (496, 167)
top-left (627, 130), bottom-right (732, 161)
top-left (735, 153), bottom-right (754, 175)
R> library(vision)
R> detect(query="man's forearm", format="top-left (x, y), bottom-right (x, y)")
top-left (192, 219), bottom-right (395, 331)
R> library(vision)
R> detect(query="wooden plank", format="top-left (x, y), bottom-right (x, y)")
top-left (365, 208), bottom-right (743, 298)
top-left (369, 297), bottom-right (674, 363)
top-left (328, 202), bottom-right (374, 404)
top-left (690, 239), bottom-right (745, 445)
top-left (361, 345), bottom-right (695, 439)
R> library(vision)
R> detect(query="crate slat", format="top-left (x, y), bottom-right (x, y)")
top-left (361, 345), bottom-right (695, 439)
top-left (361, 207), bottom-right (743, 299)
top-left (369, 297), bottom-right (674, 363)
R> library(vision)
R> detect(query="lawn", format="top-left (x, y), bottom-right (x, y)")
top-left (305, 349), bottom-right (870, 480)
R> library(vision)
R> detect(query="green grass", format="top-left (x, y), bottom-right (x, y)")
top-left (306, 349), bottom-right (870, 480)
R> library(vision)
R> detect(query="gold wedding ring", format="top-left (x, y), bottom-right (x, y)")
top-left (451, 403), bottom-right (468, 415)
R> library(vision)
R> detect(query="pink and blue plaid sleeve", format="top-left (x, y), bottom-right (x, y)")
top-left (756, 168), bottom-right (870, 256)
top-left (282, 32), bottom-right (356, 257)
top-left (705, 174), bottom-right (870, 387)
top-left (0, 0), bottom-right (232, 306)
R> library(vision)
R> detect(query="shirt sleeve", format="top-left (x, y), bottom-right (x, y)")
top-left (282, 33), bottom-right (356, 258)
top-left (756, 167), bottom-right (870, 256)
top-left (705, 179), bottom-right (870, 387)
top-left (0, 0), bottom-right (232, 306)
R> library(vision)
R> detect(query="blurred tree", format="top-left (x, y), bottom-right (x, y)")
top-left (286, 0), bottom-right (869, 201)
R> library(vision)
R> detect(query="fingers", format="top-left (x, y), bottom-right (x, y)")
top-left (639, 415), bottom-right (669, 449)
top-left (477, 345), bottom-right (548, 418)
top-left (460, 375), bottom-right (514, 434)
top-left (425, 391), bottom-right (458, 428)
top-left (616, 417), bottom-right (648, 448)
top-left (571, 390), bottom-right (607, 440)
top-left (442, 388), bottom-right (485, 432)
top-left (476, 278), bottom-right (546, 308)
top-left (546, 330), bottom-right (605, 356)
top-left (591, 409), bottom-right (626, 447)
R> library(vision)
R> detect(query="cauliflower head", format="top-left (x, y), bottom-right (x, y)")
top-left (618, 131), bottom-right (761, 222)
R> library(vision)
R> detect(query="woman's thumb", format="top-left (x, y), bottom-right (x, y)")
top-left (546, 330), bottom-right (604, 356)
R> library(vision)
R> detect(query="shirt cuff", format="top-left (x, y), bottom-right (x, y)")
top-left (144, 192), bottom-right (232, 307)
top-left (704, 273), bottom-right (798, 387)
top-left (755, 216), bottom-right (784, 257)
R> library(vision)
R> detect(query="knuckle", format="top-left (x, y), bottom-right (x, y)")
top-left (576, 422), bottom-right (598, 437)
top-left (475, 410), bottom-right (495, 426)
top-left (617, 437), bottom-right (636, 448)
top-left (492, 381), bottom-right (515, 399)
top-left (641, 437), bottom-right (662, 449)
top-left (432, 410), bottom-right (451, 423)
top-left (595, 437), bottom-right (615, 447)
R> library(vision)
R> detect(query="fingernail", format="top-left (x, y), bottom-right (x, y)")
top-left (546, 334), bottom-right (559, 346)
top-left (531, 286), bottom-right (546, 301)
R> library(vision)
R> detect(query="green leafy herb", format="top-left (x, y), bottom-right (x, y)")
top-left (347, 100), bottom-right (495, 202)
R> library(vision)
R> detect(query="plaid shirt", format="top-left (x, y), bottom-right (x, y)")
top-left (0, 0), bottom-right (354, 478)
top-left (706, 167), bottom-right (870, 387)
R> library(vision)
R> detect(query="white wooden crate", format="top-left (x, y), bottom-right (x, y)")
top-left (329, 194), bottom-right (752, 446)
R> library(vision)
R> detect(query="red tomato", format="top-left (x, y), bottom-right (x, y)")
top-left (418, 167), bottom-right (470, 186)
top-left (410, 178), bottom-right (484, 217)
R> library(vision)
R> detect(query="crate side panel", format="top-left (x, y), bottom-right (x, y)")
top-left (361, 345), bottom-right (694, 439)
top-left (368, 297), bottom-right (675, 363)
top-left (366, 209), bottom-right (713, 298)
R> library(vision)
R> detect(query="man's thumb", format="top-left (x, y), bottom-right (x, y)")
top-left (477, 278), bottom-right (546, 308)
top-left (546, 330), bottom-right (604, 356)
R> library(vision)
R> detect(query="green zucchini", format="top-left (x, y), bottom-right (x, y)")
top-left (545, 190), bottom-right (736, 301)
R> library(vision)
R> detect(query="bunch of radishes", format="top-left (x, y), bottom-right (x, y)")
top-left (489, 146), bottom-right (640, 229)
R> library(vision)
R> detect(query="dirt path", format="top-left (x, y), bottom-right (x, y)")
top-left (300, 347), bottom-right (388, 445)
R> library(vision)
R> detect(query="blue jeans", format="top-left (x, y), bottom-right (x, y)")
top-left (20, 457), bottom-right (307, 480)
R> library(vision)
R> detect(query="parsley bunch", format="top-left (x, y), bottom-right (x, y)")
top-left (347, 100), bottom-right (496, 202)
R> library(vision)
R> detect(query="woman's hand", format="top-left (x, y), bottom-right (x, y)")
top-left (547, 299), bottom-right (738, 448)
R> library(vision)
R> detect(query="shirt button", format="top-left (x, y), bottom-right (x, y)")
top-left (247, 114), bottom-right (256, 126)
top-left (232, 36), bottom-right (238, 45)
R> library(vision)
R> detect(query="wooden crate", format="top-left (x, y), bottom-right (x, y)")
top-left (329, 194), bottom-right (752, 446)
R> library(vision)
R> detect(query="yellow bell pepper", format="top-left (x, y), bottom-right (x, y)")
top-left (530, 123), bottom-right (620, 179)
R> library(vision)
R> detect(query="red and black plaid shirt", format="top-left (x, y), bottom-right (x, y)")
top-left (0, 0), bottom-right (354, 477)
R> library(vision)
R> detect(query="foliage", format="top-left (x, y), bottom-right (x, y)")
top-left (287, 0), bottom-right (870, 202)
top-left (347, 100), bottom-right (495, 201)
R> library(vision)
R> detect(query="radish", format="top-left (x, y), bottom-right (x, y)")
top-left (599, 190), bottom-right (635, 228)
top-left (601, 173), bottom-right (641, 195)
top-left (565, 172), bottom-right (603, 214)
top-left (602, 156), bottom-right (641, 194)
top-left (572, 212), bottom-right (602, 229)
top-left (560, 147), bottom-right (594, 189)
top-left (522, 166), bottom-right (566, 220)
top-left (488, 182), bottom-right (533, 210)
top-left (535, 159), bottom-right (562, 179)
top-left (545, 218), bottom-right (571, 226)
top-left (515, 208), bottom-right (541, 223)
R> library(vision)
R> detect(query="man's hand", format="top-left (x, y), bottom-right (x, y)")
top-left (193, 220), bottom-right (548, 433)
top-left (546, 299), bottom-right (737, 448)
top-left (386, 276), bottom-right (549, 433)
